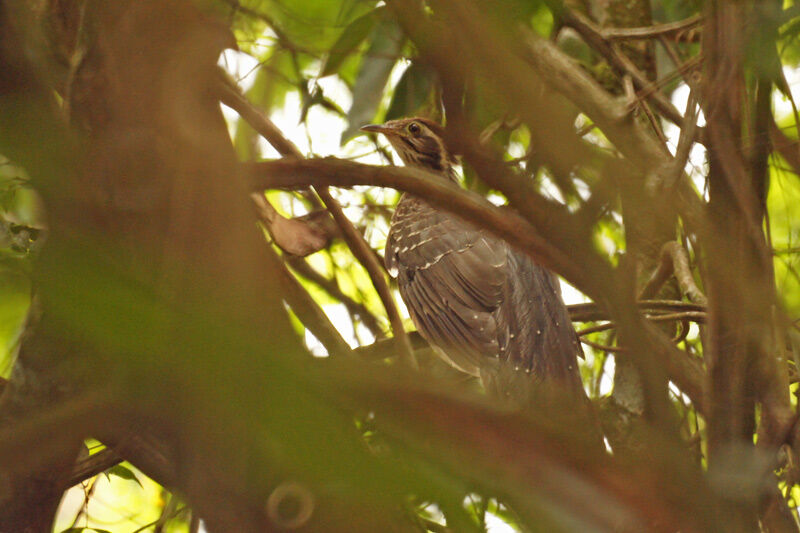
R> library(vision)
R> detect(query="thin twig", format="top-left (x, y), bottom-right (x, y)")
top-left (602, 14), bottom-right (703, 41)
top-left (68, 448), bottom-right (122, 487)
top-left (131, 503), bottom-right (187, 533)
top-left (576, 322), bottom-right (616, 336)
top-left (646, 311), bottom-right (706, 324)
top-left (661, 87), bottom-right (700, 192)
top-left (579, 337), bottom-right (624, 353)
top-left (316, 187), bottom-right (418, 368)
top-left (671, 320), bottom-right (691, 344)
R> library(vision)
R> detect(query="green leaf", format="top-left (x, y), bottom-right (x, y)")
top-left (107, 464), bottom-right (142, 487)
top-left (320, 8), bottom-right (381, 78)
top-left (385, 62), bottom-right (436, 121)
top-left (341, 18), bottom-right (404, 143)
top-left (60, 529), bottom-right (113, 533)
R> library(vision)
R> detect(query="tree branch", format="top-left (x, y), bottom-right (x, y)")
top-left (519, 27), bottom-right (708, 237)
top-left (252, 157), bottom-right (709, 411)
top-left (249, 158), bottom-right (590, 293)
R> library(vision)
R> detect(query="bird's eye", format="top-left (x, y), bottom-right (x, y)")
top-left (407, 122), bottom-right (421, 135)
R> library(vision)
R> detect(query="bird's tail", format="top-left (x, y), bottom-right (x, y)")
top-left (480, 364), bottom-right (604, 448)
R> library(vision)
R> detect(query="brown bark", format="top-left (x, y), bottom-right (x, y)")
top-left (703, 1), bottom-right (786, 529)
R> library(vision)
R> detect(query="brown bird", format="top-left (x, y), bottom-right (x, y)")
top-left (362, 117), bottom-right (586, 407)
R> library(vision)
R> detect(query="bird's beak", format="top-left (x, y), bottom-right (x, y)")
top-left (360, 124), bottom-right (394, 135)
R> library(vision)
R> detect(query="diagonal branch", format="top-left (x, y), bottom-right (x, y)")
top-left (249, 158), bottom-right (588, 293)
top-left (518, 28), bottom-right (708, 239)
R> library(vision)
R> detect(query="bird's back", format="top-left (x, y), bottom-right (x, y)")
top-left (386, 194), bottom-right (584, 404)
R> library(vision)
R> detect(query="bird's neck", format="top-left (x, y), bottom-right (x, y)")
top-left (413, 162), bottom-right (459, 184)
top-left (442, 165), bottom-right (460, 184)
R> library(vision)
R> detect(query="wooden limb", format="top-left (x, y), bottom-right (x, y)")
top-left (580, 337), bottom-right (624, 353)
top-left (332, 367), bottom-right (722, 531)
top-left (519, 28), bottom-right (709, 237)
top-left (568, 300), bottom-right (706, 322)
top-left (249, 157), bottom-right (591, 294)
top-left (68, 448), bottom-right (121, 486)
top-left (654, 85), bottom-right (700, 193)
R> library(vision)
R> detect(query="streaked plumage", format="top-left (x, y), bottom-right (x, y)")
top-left (362, 118), bottom-right (585, 406)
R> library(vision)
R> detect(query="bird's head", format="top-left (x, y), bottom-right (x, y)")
top-left (361, 117), bottom-right (457, 175)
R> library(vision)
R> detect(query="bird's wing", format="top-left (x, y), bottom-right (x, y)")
top-left (498, 249), bottom-right (583, 386)
top-left (386, 198), bottom-right (507, 375)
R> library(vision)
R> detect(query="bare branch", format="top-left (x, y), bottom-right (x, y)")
top-left (67, 448), bottom-right (121, 486)
top-left (519, 28), bottom-right (708, 236)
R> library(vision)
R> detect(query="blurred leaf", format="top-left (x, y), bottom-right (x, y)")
top-left (530, 1), bottom-right (555, 36)
top-left (107, 463), bottom-right (143, 487)
top-left (341, 18), bottom-right (404, 143)
top-left (385, 62), bottom-right (437, 121)
top-left (60, 529), bottom-right (113, 533)
top-left (768, 155), bottom-right (800, 315)
top-left (259, 50), bottom-right (307, 111)
top-left (237, 0), bottom-right (374, 53)
top-left (780, 14), bottom-right (800, 67)
top-left (320, 8), bottom-right (381, 77)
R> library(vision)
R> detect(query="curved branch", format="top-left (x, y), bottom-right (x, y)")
top-left (248, 158), bottom-right (591, 295)
top-left (556, 9), bottom-right (687, 130)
